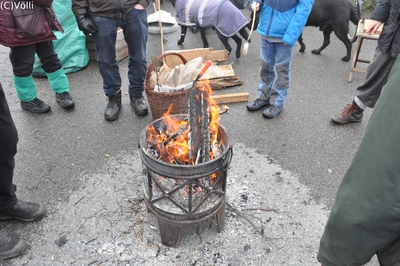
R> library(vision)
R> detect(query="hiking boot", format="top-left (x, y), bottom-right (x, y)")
top-left (262, 105), bottom-right (283, 118)
top-left (0, 228), bottom-right (28, 259)
top-left (247, 98), bottom-right (270, 111)
top-left (20, 98), bottom-right (51, 114)
top-left (55, 92), bottom-right (75, 109)
top-left (0, 200), bottom-right (46, 222)
top-left (331, 100), bottom-right (364, 124)
top-left (104, 91), bottom-right (122, 121)
top-left (130, 95), bottom-right (148, 116)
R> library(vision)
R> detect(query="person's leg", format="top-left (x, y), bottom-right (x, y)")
top-left (9, 45), bottom-right (50, 113)
top-left (90, 15), bottom-right (122, 121)
top-left (331, 47), bottom-right (395, 124)
top-left (318, 56), bottom-right (400, 266)
top-left (121, 7), bottom-right (149, 116)
top-left (355, 47), bottom-right (396, 109)
top-left (90, 16), bottom-right (121, 96)
top-left (0, 83), bottom-right (18, 211)
top-left (0, 82), bottom-right (43, 259)
top-left (247, 38), bottom-right (275, 111)
top-left (36, 41), bottom-right (74, 109)
top-left (262, 42), bottom-right (293, 118)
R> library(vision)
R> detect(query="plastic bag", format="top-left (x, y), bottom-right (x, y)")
top-left (33, 0), bottom-right (89, 76)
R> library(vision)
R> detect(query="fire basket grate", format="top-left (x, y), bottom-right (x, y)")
top-left (139, 114), bottom-right (232, 247)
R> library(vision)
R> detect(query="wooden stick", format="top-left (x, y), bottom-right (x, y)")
top-left (211, 92), bottom-right (250, 104)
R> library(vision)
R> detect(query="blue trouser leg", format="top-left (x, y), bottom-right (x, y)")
top-left (258, 39), bottom-right (294, 107)
top-left (90, 16), bottom-right (121, 97)
top-left (122, 8), bottom-right (148, 97)
top-left (90, 8), bottom-right (148, 97)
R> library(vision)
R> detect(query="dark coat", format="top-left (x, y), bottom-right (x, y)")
top-left (0, 0), bottom-right (63, 48)
top-left (372, 0), bottom-right (400, 57)
top-left (72, 0), bottom-right (149, 19)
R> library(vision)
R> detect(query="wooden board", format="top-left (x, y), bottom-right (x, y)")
top-left (211, 92), bottom-right (249, 104)
top-left (164, 48), bottom-right (228, 68)
top-left (208, 76), bottom-right (243, 90)
top-left (198, 64), bottom-right (235, 79)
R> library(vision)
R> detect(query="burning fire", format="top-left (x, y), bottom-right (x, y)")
top-left (146, 80), bottom-right (225, 165)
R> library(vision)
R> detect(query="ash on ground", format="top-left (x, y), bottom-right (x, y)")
top-left (9, 143), bottom-right (330, 266)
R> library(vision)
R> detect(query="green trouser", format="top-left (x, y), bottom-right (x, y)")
top-left (318, 56), bottom-right (400, 266)
top-left (14, 68), bottom-right (69, 102)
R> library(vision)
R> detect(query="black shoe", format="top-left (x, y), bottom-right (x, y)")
top-left (56, 92), bottom-right (75, 109)
top-left (0, 200), bottom-right (46, 222)
top-left (247, 98), bottom-right (270, 111)
top-left (331, 100), bottom-right (364, 124)
top-left (0, 228), bottom-right (28, 259)
top-left (20, 98), bottom-right (51, 114)
top-left (104, 91), bottom-right (122, 121)
top-left (130, 95), bottom-right (148, 116)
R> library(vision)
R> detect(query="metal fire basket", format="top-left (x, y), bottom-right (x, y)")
top-left (139, 114), bottom-right (232, 247)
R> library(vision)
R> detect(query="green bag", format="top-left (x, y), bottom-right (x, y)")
top-left (33, 0), bottom-right (89, 76)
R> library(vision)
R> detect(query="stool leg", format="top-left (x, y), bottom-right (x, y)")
top-left (348, 36), bottom-right (364, 83)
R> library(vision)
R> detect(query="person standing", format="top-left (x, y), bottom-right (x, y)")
top-left (0, 0), bottom-right (75, 114)
top-left (0, 81), bottom-right (47, 259)
top-left (72, 0), bottom-right (149, 121)
top-left (246, 0), bottom-right (314, 118)
top-left (317, 55), bottom-right (400, 266)
top-left (331, 0), bottom-right (400, 124)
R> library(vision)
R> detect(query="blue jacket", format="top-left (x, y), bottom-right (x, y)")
top-left (250, 0), bottom-right (314, 46)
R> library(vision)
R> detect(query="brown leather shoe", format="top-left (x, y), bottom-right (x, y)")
top-left (331, 100), bottom-right (364, 124)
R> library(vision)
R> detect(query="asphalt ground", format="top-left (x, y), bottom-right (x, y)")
top-left (0, 5), bottom-right (380, 266)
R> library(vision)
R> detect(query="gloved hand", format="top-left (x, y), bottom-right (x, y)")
top-left (75, 14), bottom-right (98, 35)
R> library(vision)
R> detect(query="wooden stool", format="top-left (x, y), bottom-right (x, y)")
top-left (348, 20), bottom-right (381, 83)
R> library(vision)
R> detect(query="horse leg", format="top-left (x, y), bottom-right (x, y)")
top-left (178, 26), bottom-right (187, 45)
top-left (199, 27), bottom-right (209, 48)
top-left (216, 31), bottom-right (232, 56)
top-left (231, 34), bottom-right (242, 58)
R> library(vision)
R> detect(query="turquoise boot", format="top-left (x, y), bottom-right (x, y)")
top-left (14, 75), bottom-right (50, 113)
top-left (47, 68), bottom-right (75, 109)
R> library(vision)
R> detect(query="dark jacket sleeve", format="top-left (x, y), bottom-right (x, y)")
top-left (71, 0), bottom-right (89, 16)
top-left (370, 0), bottom-right (391, 22)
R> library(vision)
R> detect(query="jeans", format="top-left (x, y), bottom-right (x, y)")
top-left (0, 82), bottom-right (18, 211)
top-left (257, 38), bottom-right (294, 107)
top-left (90, 8), bottom-right (148, 97)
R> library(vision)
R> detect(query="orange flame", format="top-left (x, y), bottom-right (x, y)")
top-left (147, 79), bottom-right (223, 164)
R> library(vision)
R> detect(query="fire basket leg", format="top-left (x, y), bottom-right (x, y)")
top-left (157, 218), bottom-right (183, 248)
top-left (215, 198), bottom-right (226, 233)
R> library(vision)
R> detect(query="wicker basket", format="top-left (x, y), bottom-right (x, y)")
top-left (145, 52), bottom-right (189, 121)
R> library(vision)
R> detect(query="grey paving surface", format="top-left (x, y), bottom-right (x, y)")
top-left (0, 5), bottom-right (380, 266)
